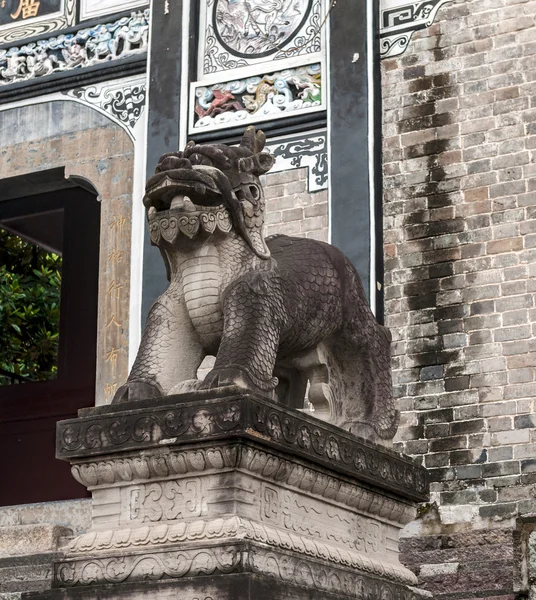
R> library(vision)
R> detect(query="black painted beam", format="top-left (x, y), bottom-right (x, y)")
top-left (141, 0), bottom-right (185, 322)
top-left (329, 0), bottom-right (382, 317)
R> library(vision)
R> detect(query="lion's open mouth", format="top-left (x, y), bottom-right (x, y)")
top-left (144, 169), bottom-right (225, 212)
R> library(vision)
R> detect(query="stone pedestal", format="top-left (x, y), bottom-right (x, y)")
top-left (31, 389), bottom-right (430, 599)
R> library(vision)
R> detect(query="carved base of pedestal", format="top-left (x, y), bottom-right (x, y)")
top-left (29, 570), bottom-right (429, 600)
top-left (27, 390), bottom-right (431, 600)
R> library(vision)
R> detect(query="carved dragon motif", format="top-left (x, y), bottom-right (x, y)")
top-left (114, 127), bottom-right (398, 440)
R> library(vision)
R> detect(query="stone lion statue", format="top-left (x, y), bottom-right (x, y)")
top-left (114, 127), bottom-right (399, 440)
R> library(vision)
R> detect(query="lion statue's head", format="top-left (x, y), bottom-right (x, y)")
top-left (144, 126), bottom-right (275, 259)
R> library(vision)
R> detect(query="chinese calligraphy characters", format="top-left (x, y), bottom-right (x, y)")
top-left (10, 0), bottom-right (40, 20)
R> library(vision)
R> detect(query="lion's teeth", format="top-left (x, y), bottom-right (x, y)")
top-left (148, 206), bottom-right (157, 221)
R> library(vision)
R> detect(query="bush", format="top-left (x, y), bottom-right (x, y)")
top-left (0, 229), bottom-right (62, 382)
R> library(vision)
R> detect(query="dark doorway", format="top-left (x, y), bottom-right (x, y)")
top-left (0, 187), bottom-right (100, 506)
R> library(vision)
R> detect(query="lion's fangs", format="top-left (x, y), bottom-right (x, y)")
top-left (170, 195), bottom-right (195, 212)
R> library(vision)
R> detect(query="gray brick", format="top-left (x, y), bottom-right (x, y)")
top-left (381, 0), bottom-right (536, 539)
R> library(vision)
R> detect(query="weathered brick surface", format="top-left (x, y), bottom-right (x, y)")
top-left (263, 168), bottom-right (329, 242)
top-left (382, 0), bottom-right (536, 597)
top-left (401, 528), bottom-right (515, 599)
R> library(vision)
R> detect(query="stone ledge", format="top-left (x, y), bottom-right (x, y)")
top-left (57, 389), bottom-right (428, 502)
top-left (69, 439), bottom-right (417, 526)
top-left (0, 525), bottom-right (71, 557)
top-left (51, 541), bottom-right (426, 597)
top-left (26, 572), bottom-right (431, 600)
top-left (0, 552), bottom-right (63, 594)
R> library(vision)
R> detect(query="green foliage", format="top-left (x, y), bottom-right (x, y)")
top-left (0, 229), bottom-right (62, 383)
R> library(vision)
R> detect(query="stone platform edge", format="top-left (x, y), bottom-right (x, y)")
top-left (56, 388), bottom-right (428, 502)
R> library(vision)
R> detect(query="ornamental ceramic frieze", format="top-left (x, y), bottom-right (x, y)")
top-left (199, 0), bottom-right (322, 76)
top-left (0, 9), bottom-right (148, 86)
top-left (0, 0), bottom-right (74, 45)
top-left (56, 393), bottom-right (428, 501)
top-left (191, 63), bottom-right (322, 133)
top-left (379, 0), bottom-right (454, 58)
top-left (267, 131), bottom-right (327, 192)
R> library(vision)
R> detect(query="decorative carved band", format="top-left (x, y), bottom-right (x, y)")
top-left (70, 444), bottom-right (415, 525)
top-left (57, 393), bottom-right (428, 501)
top-left (55, 541), bottom-right (428, 598)
top-left (56, 544), bottom-right (240, 587)
top-left (63, 516), bottom-right (418, 586)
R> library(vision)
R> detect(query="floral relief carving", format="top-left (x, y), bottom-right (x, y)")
top-left (56, 545), bottom-right (241, 586)
top-left (249, 547), bottom-right (424, 599)
top-left (0, 0), bottom-right (75, 45)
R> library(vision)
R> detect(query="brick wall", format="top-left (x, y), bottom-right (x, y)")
top-left (382, 0), bottom-right (536, 597)
top-left (264, 167), bottom-right (329, 242)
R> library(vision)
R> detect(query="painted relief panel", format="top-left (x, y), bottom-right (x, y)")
top-left (80, 0), bottom-right (147, 21)
top-left (191, 63), bottom-right (322, 132)
top-left (200, 0), bottom-right (321, 74)
top-left (192, 0), bottom-right (325, 133)
top-left (267, 129), bottom-right (327, 192)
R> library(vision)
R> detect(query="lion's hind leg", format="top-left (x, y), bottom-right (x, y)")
top-left (328, 258), bottom-right (399, 440)
top-left (337, 314), bottom-right (398, 440)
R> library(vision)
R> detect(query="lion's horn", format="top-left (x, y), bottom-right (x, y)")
top-left (240, 127), bottom-right (267, 154)
top-left (254, 130), bottom-right (266, 154)
top-left (240, 126), bottom-right (256, 152)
